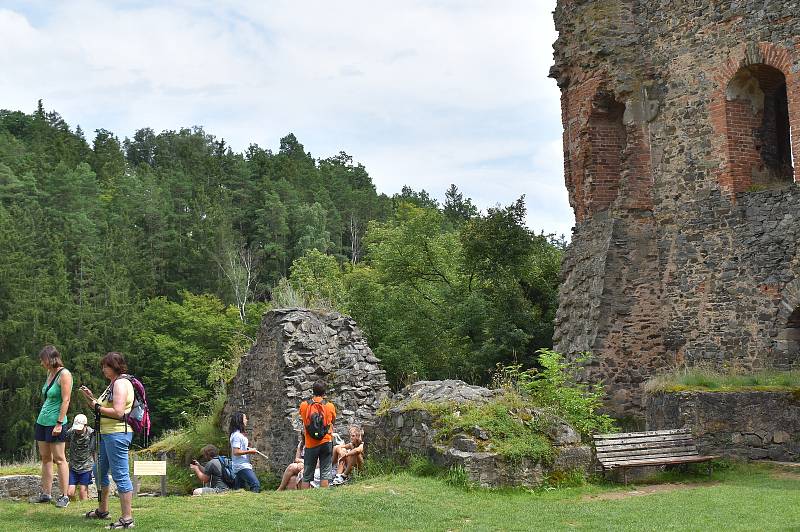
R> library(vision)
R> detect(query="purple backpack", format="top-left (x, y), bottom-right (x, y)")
top-left (107, 374), bottom-right (151, 438)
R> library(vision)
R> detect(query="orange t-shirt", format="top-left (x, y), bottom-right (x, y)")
top-left (299, 396), bottom-right (336, 449)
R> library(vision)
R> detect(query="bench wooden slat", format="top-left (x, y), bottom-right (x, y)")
top-left (602, 455), bottom-right (719, 468)
top-left (594, 429), bottom-right (690, 440)
top-left (595, 438), bottom-right (695, 452)
top-left (597, 446), bottom-right (697, 459)
top-left (594, 434), bottom-right (694, 447)
top-left (592, 428), bottom-right (717, 482)
top-left (598, 450), bottom-right (700, 464)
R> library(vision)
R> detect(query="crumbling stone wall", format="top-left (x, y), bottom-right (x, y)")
top-left (367, 380), bottom-right (592, 488)
top-left (552, 1), bottom-right (800, 414)
top-left (646, 390), bottom-right (800, 461)
top-left (222, 309), bottom-right (391, 474)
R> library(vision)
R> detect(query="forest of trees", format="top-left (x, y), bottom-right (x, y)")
top-left (0, 102), bottom-right (563, 459)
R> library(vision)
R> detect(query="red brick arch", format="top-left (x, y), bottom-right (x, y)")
top-left (711, 43), bottom-right (800, 193)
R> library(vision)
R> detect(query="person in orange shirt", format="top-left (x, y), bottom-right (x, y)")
top-left (298, 380), bottom-right (336, 489)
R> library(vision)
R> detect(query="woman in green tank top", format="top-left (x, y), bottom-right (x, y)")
top-left (29, 345), bottom-right (73, 508)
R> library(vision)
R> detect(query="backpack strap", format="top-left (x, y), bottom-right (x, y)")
top-left (44, 368), bottom-right (65, 396)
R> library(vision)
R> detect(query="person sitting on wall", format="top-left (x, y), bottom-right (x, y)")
top-left (277, 436), bottom-right (305, 491)
top-left (190, 445), bottom-right (231, 495)
top-left (332, 425), bottom-right (364, 485)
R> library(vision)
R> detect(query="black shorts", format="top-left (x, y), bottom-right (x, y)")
top-left (302, 442), bottom-right (333, 483)
top-left (34, 423), bottom-right (66, 443)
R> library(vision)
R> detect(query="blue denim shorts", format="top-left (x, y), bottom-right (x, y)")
top-left (95, 432), bottom-right (133, 493)
top-left (69, 468), bottom-right (93, 486)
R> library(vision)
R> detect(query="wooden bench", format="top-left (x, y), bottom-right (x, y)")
top-left (594, 428), bottom-right (718, 484)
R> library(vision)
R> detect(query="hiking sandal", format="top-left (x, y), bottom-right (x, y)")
top-left (85, 508), bottom-right (110, 519)
top-left (106, 517), bottom-right (135, 529)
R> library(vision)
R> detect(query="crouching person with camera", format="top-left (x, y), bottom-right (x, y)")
top-left (190, 445), bottom-right (234, 495)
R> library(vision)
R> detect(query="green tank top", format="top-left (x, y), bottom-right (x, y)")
top-left (36, 369), bottom-right (69, 426)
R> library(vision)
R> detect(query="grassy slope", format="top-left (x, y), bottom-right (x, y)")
top-left (1, 465), bottom-right (800, 531)
top-left (645, 368), bottom-right (800, 393)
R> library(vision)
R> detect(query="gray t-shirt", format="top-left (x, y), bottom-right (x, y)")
top-left (66, 426), bottom-right (95, 473)
top-left (203, 458), bottom-right (228, 491)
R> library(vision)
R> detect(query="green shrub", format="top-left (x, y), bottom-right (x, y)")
top-left (492, 349), bottom-right (616, 437)
top-left (146, 393), bottom-right (228, 466)
top-left (434, 393), bottom-right (555, 463)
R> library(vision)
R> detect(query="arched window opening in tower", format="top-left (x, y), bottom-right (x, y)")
top-left (726, 64), bottom-right (794, 188)
top-left (776, 307), bottom-right (800, 368)
top-left (586, 91), bottom-right (626, 216)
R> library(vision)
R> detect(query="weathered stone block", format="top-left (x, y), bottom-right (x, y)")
top-left (646, 391), bottom-right (800, 462)
top-left (368, 380), bottom-right (592, 488)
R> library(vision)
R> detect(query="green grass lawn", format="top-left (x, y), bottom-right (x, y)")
top-left (2, 464), bottom-right (800, 531)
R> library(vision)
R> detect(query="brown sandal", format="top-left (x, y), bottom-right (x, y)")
top-left (85, 508), bottom-right (110, 519)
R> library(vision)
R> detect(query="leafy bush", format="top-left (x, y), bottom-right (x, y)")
top-left (493, 349), bottom-right (615, 437)
top-left (146, 393), bottom-right (229, 466)
top-left (435, 393), bottom-right (555, 463)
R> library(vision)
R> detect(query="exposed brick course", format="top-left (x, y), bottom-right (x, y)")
top-left (551, 0), bottom-right (800, 414)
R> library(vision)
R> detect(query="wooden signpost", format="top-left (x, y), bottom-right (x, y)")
top-left (132, 453), bottom-right (168, 497)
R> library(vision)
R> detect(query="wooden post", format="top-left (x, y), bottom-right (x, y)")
top-left (159, 452), bottom-right (167, 497)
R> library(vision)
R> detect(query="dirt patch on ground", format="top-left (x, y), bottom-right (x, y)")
top-left (768, 470), bottom-right (800, 481)
top-left (582, 482), bottom-right (718, 501)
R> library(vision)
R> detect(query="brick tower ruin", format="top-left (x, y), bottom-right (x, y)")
top-left (551, 1), bottom-right (800, 414)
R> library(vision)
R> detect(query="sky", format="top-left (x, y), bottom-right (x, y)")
top-left (0, 0), bottom-right (572, 236)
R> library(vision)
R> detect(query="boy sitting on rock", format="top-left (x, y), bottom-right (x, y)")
top-left (332, 425), bottom-right (364, 485)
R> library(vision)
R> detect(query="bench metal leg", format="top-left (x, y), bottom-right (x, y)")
top-left (622, 467), bottom-right (628, 486)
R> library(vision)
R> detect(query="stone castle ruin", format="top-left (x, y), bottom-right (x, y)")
top-left (222, 310), bottom-right (592, 487)
top-left (222, 309), bottom-right (391, 474)
top-left (551, 1), bottom-right (800, 413)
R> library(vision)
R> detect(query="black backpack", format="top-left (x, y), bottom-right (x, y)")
top-left (304, 398), bottom-right (330, 441)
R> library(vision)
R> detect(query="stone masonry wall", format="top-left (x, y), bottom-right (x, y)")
top-left (552, 0), bottom-right (800, 415)
top-left (367, 380), bottom-right (593, 488)
top-left (646, 391), bottom-right (800, 461)
top-left (222, 309), bottom-right (391, 475)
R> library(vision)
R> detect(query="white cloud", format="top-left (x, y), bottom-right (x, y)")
top-left (0, 0), bottom-right (573, 234)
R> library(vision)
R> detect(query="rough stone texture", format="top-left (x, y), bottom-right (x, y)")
top-left (389, 380), bottom-right (499, 408)
top-left (0, 475), bottom-right (60, 500)
top-left (222, 308), bottom-right (391, 475)
top-left (552, 1), bottom-right (800, 415)
top-left (646, 391), bottom-right (800, 461)
top-left (0, 475), bottom-right (98, 500)
top-left (367, 380), bottom-right (592, 488)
